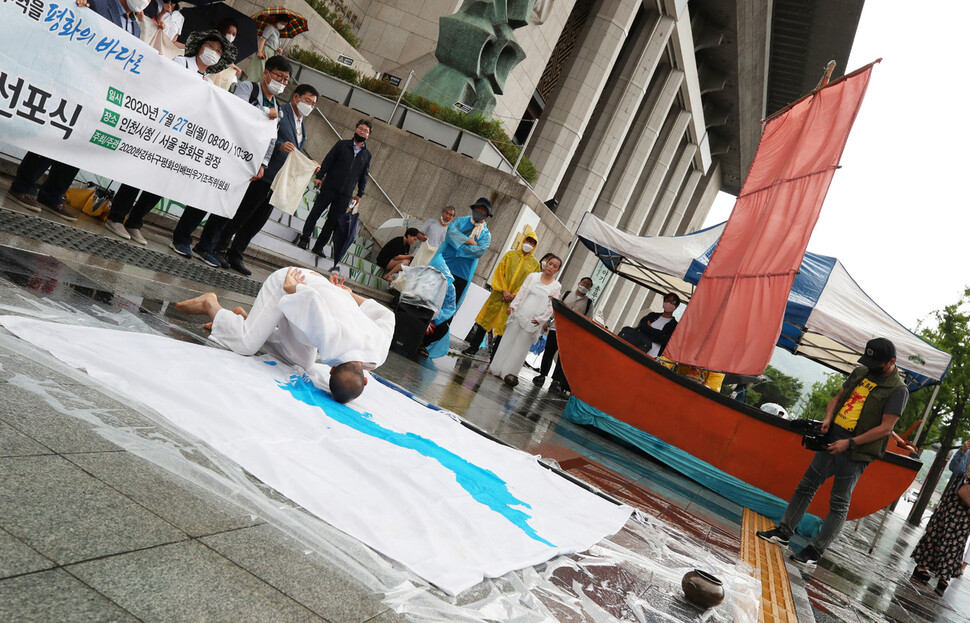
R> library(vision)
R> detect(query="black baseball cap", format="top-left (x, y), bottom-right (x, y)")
top-left (470, 197), bottom-right (492, 216)
top-left (858, 337), bottom-right (896, 367)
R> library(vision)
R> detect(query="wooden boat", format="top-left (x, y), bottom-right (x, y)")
top-left (552, 299), bottom-right (921, 520)
top-left (553, 61), bottom-right (941, 521)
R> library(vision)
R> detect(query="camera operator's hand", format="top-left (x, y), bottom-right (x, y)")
top-left (827, 438), bottom-right (850, 454)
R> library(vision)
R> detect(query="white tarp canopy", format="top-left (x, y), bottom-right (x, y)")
top-left (576, 213), bottom-right (951, 388)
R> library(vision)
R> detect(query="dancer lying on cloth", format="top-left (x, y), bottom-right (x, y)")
top-left (177, 267), bottom-right (395, 403)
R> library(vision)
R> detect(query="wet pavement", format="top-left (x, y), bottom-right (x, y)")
top-left (0, 206), bottom-right (968, 621)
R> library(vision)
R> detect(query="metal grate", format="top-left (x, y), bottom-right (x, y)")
top-left (0, 209), bottom-right (262, 297)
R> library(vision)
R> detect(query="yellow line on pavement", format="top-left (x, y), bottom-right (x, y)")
top-left (740, 508), bottom-right (799, 623)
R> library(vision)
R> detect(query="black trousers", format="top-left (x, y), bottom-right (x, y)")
top-left (173, 206), bottom-right (223, 251)
top-left (452, 276), bottom-right (469, 303)
top-left (10, 152), bottom-right (78, 208)
top-left (216, 179), bottom-right (273, 259)
top-left (107, 184), bottom-right (159, 230)
top-left (301, 187), bottom-right (350, 251)
top-left (538, 330), bottom-right (559, 376)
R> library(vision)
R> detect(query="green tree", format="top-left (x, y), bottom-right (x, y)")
top-left (907, 289), bottom-right (970, 525)
top-left (744, 365), bottom-right (804, 412)
top-left (795, 372), bottom-right (844, 420)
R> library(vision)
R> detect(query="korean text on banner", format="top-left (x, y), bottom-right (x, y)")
top-left (0, 2), bottom-right (277, 217)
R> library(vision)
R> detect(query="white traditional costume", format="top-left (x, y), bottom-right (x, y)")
top-left (490, 272), bottom-right (561, 379)
top-left (210, 268), bottom-right (395, 370)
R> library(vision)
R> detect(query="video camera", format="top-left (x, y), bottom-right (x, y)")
top-left (789, 419), bottom-right (832, 452)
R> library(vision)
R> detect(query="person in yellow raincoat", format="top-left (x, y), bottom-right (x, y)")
top-left (462, 233), bottom-right (541, 357)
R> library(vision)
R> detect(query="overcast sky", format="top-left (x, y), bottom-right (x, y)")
top-left (703, 0), bottom-right (968, 332)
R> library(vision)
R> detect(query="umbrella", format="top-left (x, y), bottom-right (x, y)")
top-left (253, 7), bottom-right (309, 39)
top-left (372, 216), bottom-right (423, 247)
top-left (180, 2), bottom-right (258, 61)
top-left (331, 202), bottom-right (360, 267)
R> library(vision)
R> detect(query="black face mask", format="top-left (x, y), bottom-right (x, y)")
top-left (353, 132), bottom-right (367, 143)
top-left (471, 213), bottom-right (486, 222)
top-left (868, 363), bottom-right (887, 376)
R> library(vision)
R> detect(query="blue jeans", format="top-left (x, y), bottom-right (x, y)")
top-left (779, 449), bottom-right (867, 552)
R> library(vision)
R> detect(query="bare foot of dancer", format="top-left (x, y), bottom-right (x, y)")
top-left (203, 306), bottom-right (247, 331)
top-left (175, 292), bottom-right (221, 319)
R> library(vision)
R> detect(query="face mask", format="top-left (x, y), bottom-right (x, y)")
top-left (127, 0), bottom-right (150, 12)
top-left (276, 22), bottom-right (286, 30)
top-left (296, 101), bottom-right (313, 117)
top-left (225, 34), bottom-right (236, 43)
top-left (522, 243), bottom-right (534, 253)
top-left (540, 260), bottom-right (546, 270)
top-left (868, 363), bottom-right (887, 376)
top-left (199, 47), bottom-right (221, 67)
top-left (472, 213), bottom-right (485, 223)
top-left (353, 132), bottom-right (367, 143)
top-left (577, 286), bottom-right (589, 295)
top-left (663, 301), bottom-right (677, 313)
top-left (267, 79), bottom-right (285, 95)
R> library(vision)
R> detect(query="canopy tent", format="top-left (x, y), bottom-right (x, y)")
top-left (576, 213), bottom-right (951, 390)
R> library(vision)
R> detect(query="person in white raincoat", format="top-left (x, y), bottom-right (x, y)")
top-left (176, 267), bottom-right (395, 403)
top-left (488, 255), bottom-right (563, 385)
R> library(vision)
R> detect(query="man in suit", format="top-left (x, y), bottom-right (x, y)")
top-left (211, 84), bottom-right (320, 275)
top-left (170, 55), bottom-right (291, 265)
top-left (296, 119), bottom-right (373, 256)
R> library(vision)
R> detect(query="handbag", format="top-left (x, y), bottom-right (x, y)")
top-left (959, 461), bottom-right (970, 507)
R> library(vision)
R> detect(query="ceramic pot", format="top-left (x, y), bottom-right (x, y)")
top-left (681, 569), bottom-right (724, 609)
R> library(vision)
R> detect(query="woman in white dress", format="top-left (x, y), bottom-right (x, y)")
top-left (489, 255), bottom-right (562, 385)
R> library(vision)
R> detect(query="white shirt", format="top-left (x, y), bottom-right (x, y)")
top-left (277, 272), bottom-right (395, 369)
top-left (645, 316), bottom-right (673, 358)
top-left (159, 10), bottom-right (184, 40)
top-left (420, 218), bottom-right (450, 249)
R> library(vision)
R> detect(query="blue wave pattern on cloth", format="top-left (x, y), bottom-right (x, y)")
top-left (277, 374), bottom-right (555, 547)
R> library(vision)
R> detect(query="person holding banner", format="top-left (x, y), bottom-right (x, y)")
top-left (170, 56), bottom-right (291, 263)
top-left (5, 0), bottom-right (145, 222)
top-left (210, 83), bottom-right (321, 275)
top-left (104, 29), bottom-right (236, 246)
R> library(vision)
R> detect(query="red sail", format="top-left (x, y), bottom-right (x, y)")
top-left (663, 62), bottom-right (877, 374)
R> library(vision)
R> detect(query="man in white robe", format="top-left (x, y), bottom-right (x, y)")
top-left (176, 268), bottom-right (395, 403)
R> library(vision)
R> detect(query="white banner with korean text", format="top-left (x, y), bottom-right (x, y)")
top-left (0, 1), bottom-right (276, 217)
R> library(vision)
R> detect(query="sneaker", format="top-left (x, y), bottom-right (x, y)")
top-left (213, 250), bottom-right (231, 269)
top-left (532, 375), bottom-right (546, 386)
top-left (195, 251), bottom-right (221, 268)
top-left (461, 346), bottom-right (479, 356)
top-left (756, 526), bottom-right (790, 547)
top-left (42, 201), bottom-right (78, 222)
top-left (790, 545), bottom-right (821, 569)
top-left (104, 220), bottom-right (131, 240)
top-left (126, 227), bottom-right (147, 246)
top-left (170, 242), bottom-right (193, 258)
top-left (6, 191), bottom-right (42, 212)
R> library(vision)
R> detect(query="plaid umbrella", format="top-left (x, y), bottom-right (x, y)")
top-left (253, 7), bottom-right (309, 39)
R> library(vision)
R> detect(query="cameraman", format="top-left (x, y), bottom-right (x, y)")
top-left (756, 337), bottom-right (908, 569)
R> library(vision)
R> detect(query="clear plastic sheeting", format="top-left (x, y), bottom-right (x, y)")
top-left (397, 263), bottom-right (448, 312)
top-left (0, 299), bottom-right (760, 621)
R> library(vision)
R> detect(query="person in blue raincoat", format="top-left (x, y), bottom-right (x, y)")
top-left (419, 198), bottom-right (492, 357)
top-left (437, 197), bottom-right (492, 305)
top-left (417, 254), bottom-right (457, 357)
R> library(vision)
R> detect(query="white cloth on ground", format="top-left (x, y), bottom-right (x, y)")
top-left (0, 315), bottom-right (632, 595)
top-left (210, 268), bottom-right (395, 370)
top-left (270, 150), bottom-right (318, 214)
top-left (490, 273), bottom-right (561, 378)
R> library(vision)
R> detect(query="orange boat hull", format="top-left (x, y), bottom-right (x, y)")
top-left (553, 302), bottom-right (920, 521)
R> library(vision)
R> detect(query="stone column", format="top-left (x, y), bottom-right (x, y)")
top-left (558, 67), bottom-right (684, 292)
top-left (526, 0), bottom-right (644, 200)
top-left (552, 12), bottom-right (676, 232)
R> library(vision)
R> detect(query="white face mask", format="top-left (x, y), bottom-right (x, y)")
top-left (522, 243), bottom-right (534, 253)
top-left (296, 101), bottom-right (313, 117)
top-left (225, 34), bottom-right (236, 43)
top-left (267, 79), bottom-right (285, 95)
top-left (127, 0), bottom-right (150, 12)
top-left (663, 301), bottom-right (677, 313)
top-left (199, 47), bottom-right (221, 67)
top-left (577, 285), bottom-right (589, 295)
top-left (276, 22), bottom-right (286, 30)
